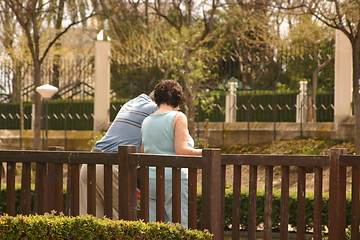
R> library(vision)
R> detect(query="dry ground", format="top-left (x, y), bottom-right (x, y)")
top-left (197, 139), bottom-right (355, 193)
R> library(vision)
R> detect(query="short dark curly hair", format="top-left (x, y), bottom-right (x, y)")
top-left (154, 80), bottom-right (185, 107)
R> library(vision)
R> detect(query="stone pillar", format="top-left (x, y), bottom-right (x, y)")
top-left (334, 30), bottom-right (353, 124)
top-left (225, 82), bottom-right (237, 122)
top-left (93, 30), bottom-right (111, 133)
top-left (296, 81), bottom-right (308, 123)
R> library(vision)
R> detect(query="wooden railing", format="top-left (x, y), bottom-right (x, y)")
top-left (0, 147), bottom-right (359, 240)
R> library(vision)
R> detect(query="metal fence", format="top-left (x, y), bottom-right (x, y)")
top-left (0, 57), bottom-right (94, 102)
top-left (195, 90), bottom-right (334, 123)
top-left (0, 91), bottom-right (334, 130)
top-left (0, 42), bottom-right (335, 129)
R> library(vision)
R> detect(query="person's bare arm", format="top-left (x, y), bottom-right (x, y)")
top-left (174, 112), bottom-right (202, 156)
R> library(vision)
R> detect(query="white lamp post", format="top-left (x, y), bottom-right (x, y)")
top-left (36, 84), bottom-right (58, 150)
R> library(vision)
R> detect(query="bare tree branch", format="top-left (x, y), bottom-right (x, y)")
top-left (40, 11), bottom-right (96, 62)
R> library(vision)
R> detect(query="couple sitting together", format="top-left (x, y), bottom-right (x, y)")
top-left (79, 79), bottom-right (202, 228)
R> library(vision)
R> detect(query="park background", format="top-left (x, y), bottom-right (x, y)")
top-left (0, 1), bottom-right (360, 239)
top-left (0, 0), bottom-right (358, 152)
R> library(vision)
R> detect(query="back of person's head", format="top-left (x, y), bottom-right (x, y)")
top-left (154, 80), bottom-right (185, 107)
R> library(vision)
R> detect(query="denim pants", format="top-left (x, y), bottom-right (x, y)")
top-left (149, 178), bottom-right (188, 228)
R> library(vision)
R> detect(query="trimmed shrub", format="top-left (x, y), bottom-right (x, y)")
top-left (0, 188), bottom-right (352, 232)
top-left (0, 213), bottom-right (212, 240)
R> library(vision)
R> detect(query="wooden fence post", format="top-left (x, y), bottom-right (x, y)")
top-left (48, 146), bottom-right (64, 213)
top-left (118, 145), bottom-right (137, 220)
top-left (201, 148), bottom-right (222, 240)
top-left (329, 148), bottom-right (346, 240)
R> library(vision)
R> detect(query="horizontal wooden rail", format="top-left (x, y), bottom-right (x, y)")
top-left (130, 153), bottom-right (202, 168)
top-left (340, 155), bottom-right (360, 167)
top-left (222, 154), bottom-right (329, 167)
top-left (0, 150), bottom-right (118, 164)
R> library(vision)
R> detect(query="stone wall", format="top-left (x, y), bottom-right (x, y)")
top-left (0, 130), bottom-right (94, 151)
top-left (197, 120), bottom-right (354, 147)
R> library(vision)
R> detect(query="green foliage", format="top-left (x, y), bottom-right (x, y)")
top-left (87, 131), bottom-right (106, 149)
top-left (111, 65), bottom-right (164, 99)
top-left (0, 214), bottom-right (212, 240)
top-left (198, 188), bottom-right (351, 232)
top-left (222, 139), bottom-right (354, 155)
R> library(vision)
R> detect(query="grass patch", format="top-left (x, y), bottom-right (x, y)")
top-left (221, 138), bottom-right (354, 155)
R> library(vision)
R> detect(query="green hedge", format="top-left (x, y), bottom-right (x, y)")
top-left (0, 213), bottom-right (212, 240)
top-left (0, 99), bottom-right (128, 130)
top-left (1, 92), bottom-right (334, 130)
top-left (0, 188), bottom-right (352, 231)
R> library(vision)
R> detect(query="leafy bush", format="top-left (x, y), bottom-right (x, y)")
top-left (198, 188), bottom-right (351, 232)
top-left (0, 213), bottom-right (212, 240)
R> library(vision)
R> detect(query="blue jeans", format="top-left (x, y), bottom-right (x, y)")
top-left (149, 178), bottom-right (188, 228)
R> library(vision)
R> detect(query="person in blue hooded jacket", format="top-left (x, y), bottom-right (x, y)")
top-left (80, 93), bottom-right (157, 219)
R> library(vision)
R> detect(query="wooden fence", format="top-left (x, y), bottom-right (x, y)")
top-left (0, 146), bottom-right (359, 240)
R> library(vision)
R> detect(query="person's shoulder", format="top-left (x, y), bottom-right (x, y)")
top-left (174, 111), bottom-right (187, 121)
top-left (138, 93), bottom-right (152, 102)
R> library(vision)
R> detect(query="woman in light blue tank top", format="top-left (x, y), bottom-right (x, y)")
top-left (141, 80), bottom-right (202, 228)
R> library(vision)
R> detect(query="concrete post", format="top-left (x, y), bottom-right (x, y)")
top-left (225, 82), bottom-right (237, 122)
top-left (296, 81), bottom-right (308, 123)
top-left (93, 30), bottom-right (111, 133)
top-left (334, 30), bottom-right (353, 124)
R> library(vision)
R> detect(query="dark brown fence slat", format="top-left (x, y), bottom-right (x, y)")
top-left (118, 146), bottom-right (137, 221)
top-left (280, 166), bottom-right (290, 240)
top-left (20, 162), bottom-right (32, 215)
top-left (68, 163), bottom-right (80, 216)
top-left (188, 168), bottom-right (197, 229)
top-left (296, 166), bottom-right (306, 240)
top-left (172, 168), bottom-right (181, 224)
top-left (313, 167), bottom-right (323, 240)
top-left (0, 162), bottom-right (2, 203)
top-left (87, 164), bottom-right (96, 216)
top-left (329, 149), bottom-right (346, 240)
top-left (54, 163), bottom-right (64, 213)
top-left (201, 149), bottom-right (222, 240)
top-left (351, 166), bottom-right (360, 240)
top-left (34, 162), bottom-right (47, 214)
top-left (339, 165), bottom-right (347, 240)
top-left (49, 146), bottom-right (64, 213)
top-left (6, 162), bottom-right (16, 216)
top-left (156, 167), bottom-right (165, 222)
top-left (104, 164), bottom-right (113, 219)
top-left (47, 163), bottom-right (56, 211)
top-left (248, 165), bottom-right (258, 240)
top-left (232, 165), bottom-right (241, 240)
top-left (220, 165), bottom-right (226, 240)
top-left (139, 166), bottom-right (149, 221)
top-left (264, 166), bottom-right (273, 240)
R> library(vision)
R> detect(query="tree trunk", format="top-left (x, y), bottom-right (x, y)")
top-left (186, 91), bottom-right (196, 138)
top-left (10, 61), bottom-right (22, 102)
top-left (353, 37), bottom-right (360, 154)
top-left (52, 49), bottom-right (61, 95)
top-left (33, 59), bottom-right (42, 150)
top-left (309, 46), bottom-right (319, 123)
top-left (182, 48), bottom-right (196, 138)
